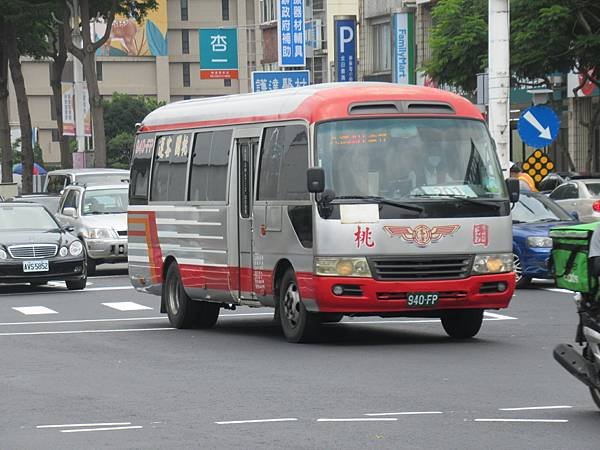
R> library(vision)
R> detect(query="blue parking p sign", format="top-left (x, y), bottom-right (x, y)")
top-left (517, 105), bottom-right (560, 149)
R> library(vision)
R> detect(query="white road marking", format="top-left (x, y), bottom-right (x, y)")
top-left (0, 327), bottom-right (174, 337)
top-left (0, 285), bottom-right (133, 297)
top-left (47, 281), bottom-right (94, 288)
top-left (61, 426), bottom-right (143, 433)
top-left (12, 306), bottom-right (58, 316)
top-left (365, 411), bottom-right (443, 416)
top-left (499, 405), bottom-right (572, 411)
top-left (215, 418), bottom-right (298, 425)
top-left (474, 419), bottom-right (568, 423)
top-left (543, 288), bottom-right (572, 294)
top-left (37, 422), bottom-right (131, 429)
top-left (483, 312), bottom-right (517, 320)
top-left (317, 418), bottom-right (398, 422)
top-left (340, 312), bottom-right (516, 325)
top-left (102, 302), bottom-right (153, 311)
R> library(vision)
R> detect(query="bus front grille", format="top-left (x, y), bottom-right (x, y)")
top-left (369, 255), bottom-right (473, 281)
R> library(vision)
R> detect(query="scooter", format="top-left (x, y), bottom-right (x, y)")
top-left (554, 292), bottom-right (600, 409)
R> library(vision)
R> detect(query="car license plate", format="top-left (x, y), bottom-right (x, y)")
top-left (407, 292), bottom-right (439, 307)
top-left (23, 260), bottom-right (49, 272)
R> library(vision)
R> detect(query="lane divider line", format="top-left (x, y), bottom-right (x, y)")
top-left (37, 422), bottom-right (131, 429)
top-left (365, 411), bottom-right (444, 416)
top-left (474, 419), bottom-right (568, 423)
top-left (215, 418), bottom-right (298, 425)
top-left (317, 418), bottom-right (398, 422)
top-left (61, 426), bottom-right (143, 433)
top-left (0, 327), bottom-right (175, 336)
top-left (499, 406), bottom-right (572, 411)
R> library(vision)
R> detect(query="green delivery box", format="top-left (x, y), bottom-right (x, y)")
top-left (550, 222), bottom-right (600, 293)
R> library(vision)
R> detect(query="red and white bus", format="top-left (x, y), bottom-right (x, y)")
top-left (128, 83), bottom-right (518, 342)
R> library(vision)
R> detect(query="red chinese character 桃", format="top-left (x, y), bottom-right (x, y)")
top-left (354, 225), bottom-right (375, 249)
top-left (473, 224), bottom-right (489, 247)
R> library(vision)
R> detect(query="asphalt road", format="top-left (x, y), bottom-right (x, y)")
top-left (1, 268), bottom-right (599, 449)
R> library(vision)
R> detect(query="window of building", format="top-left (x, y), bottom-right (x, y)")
top-left (257, 125), bottom-right (309, 201)
top-left (189, 130), bottom-right (233, 202)
top-left (224, 79), bottom-right (231, 87)
top-left (222, 0), bottom-right (229, 21)
top-left (180, 0), bottom-right (188, 21)
top-left (312, 0), bottom-right (323, 10)
top-left (372, 21), bottom-right (391, 73)
top-left (181, 29), bottom-right (189, 54)
top-left (183, 62), bottom-right (190, 87)
top-left (96, 61), bottom-right (103, 81)
top-left (260, 0), bottom-right (276, 23)
top-left (150, 133), bottom-right (192, 202)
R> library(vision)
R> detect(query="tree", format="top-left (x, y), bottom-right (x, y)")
top-left (103, 92), bottom-right (162, 167)
top-left (62, 0), bottom-right (158, 169)
top-left (0, 21), bottom-right (12, 183)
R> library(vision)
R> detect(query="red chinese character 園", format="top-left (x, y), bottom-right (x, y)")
top-left (354, 225), bottom-right (375, 249)
top-left (473, 224), bottom-right (489, 247)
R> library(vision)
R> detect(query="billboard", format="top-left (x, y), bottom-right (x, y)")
top-left (334, 16), bottom-right (356, 82)
top-left (61, 82), bottom-right (91, 137)
top-left (393, 12), bottom-right (416, 85)
top-left (199, 28), bottom-right (239, 80)
top-left (251, 71), bottom-right (310, 92)
top-left (93, 0), bottom-right (168, 56)
top-left (277, 0), bottom-right (306, 67)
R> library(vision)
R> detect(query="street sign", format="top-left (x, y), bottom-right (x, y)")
top-left (277, 0), bottom-right (306, 67)
top-left (334, 16), bottom-right (356, 82)
top-left (199, 28), bottom-right (238, 79)
top-left (251, 71), bottom-right (310, 92)
top-left (522, 150), bottom-right (555, 185)
top-left (517, 105), bottom-right (560, 149)
top-left (393, 12), bottom-right (416, 85)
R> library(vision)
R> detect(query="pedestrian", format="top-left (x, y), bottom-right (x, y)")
top-left (510, 163), bottom-right (538, 191)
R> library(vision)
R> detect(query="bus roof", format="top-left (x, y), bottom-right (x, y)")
top-left (139, 82), bottom-right (483, 133)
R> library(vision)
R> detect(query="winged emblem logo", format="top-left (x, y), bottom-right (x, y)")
top-left (383, 224), bottom-right (460, 247)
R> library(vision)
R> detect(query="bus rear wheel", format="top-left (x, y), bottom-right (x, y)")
top-left (279, 269), bottom-right (319, 343)
top-left (441, 309), bottom-right (484, 339)
top-left (164, 263), bottom-right (220, 329)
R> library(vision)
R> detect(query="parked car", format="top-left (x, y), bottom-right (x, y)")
top-left (7, 193), bottom-right (61, 213)
top-left (55, 184), bottom-right (128, 275)
top-left (512, 190), bottom-right (576, 287)
top-left (0, 202), bottom-right (87, 289)
top-left (548, 178), bottom-right (600, 222)
top-left (538, 172), bottom-right (580, 194)
top-left (44, 168), bottom-right (129, 194)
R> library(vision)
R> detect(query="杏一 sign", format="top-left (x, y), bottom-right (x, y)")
top-left (251, 71), bottom-right (310, 92)
top-left (277, 0), bottom-right (305, 67)
top-left (199, 28), bottom-right (238, 79)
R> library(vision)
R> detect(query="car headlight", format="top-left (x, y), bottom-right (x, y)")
top-left (472, 253), bottom-right (513, 274)
top-left (315, 257), bottom-right (372, 277)
top-left (69, 241), bottom-right (84, 256)
top-left (527, 236), bottom-right (553, 248)
top-left (59, 247), bottom-right (69, 257)
top-left (0, 248), bottom-right (7, 260)
top-left (82, 228), bottom-right (116, 239)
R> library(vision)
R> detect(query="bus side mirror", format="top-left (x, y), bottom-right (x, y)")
top-left (307, 167), bottom-right (325, 193)
top-left (506, 178), bottom-right (520, 203)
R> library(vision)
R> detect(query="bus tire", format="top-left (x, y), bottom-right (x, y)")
top-left (87, 258), bottom-right (97, 276)
top-left (441, 309), bottom-right (483, 339)
top-left (279, 269), bottom-right (319, 343)
top-left (164, 263), bottom-right (219, 329)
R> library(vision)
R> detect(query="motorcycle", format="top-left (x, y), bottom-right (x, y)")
top-left (554, 292), bottom-right (600, 409)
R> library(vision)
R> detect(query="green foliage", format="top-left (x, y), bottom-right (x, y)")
top-left (103, 93), bottom-right (162, 168)
top-left (6, 138), bottom-right (44, 165)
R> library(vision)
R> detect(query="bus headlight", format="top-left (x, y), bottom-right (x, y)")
top-left (69, 241), bottom-right (84, 256)
top-left (315, 257), bottom-right (372, 277)
top-left (472, 253), bottom-right (513, 274)
top-left (527, 236), bottom-right (553, 248)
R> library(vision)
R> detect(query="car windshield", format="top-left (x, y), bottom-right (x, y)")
top-left (315, 118), bottom-right (507, 201)
top-left (0, 206), bottom-right (60, 231)
top-left (585, 182), bottom-right (600, 197)
top-left (78, 173), bottom-right (129, 186)
top-left (512, 192), bottom-right (573, 223)
top-left (82, 189), bottom-right (128, 215)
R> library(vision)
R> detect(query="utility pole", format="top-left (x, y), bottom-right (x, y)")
top-left (72, 0), bottom-right (86, 165)
top-left (488, 0), bottom-right (510, 173)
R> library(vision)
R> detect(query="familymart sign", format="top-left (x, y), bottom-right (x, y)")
top-left (393, 12), bottom-right (415, 85)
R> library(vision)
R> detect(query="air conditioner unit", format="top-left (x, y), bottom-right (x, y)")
top-left (401, 0), bottom-right (417, 7)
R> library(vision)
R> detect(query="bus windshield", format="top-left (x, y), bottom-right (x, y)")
top-left (315, 118), bottom-right (507, 201)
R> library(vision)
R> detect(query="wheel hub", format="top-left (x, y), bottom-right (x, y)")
top-left (168, 276), bottom-right (180, 315)
top-left (283, 282), bottom-right (301, 328)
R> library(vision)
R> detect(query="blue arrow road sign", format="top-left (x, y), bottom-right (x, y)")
top-left (517, 105), bottom-right (560, 149)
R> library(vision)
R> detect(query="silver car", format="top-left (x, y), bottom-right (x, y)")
top-left (548, 178), bottom-right (600, 222)
top-left (55, 184), bottom-right (128, 275)
top-left (44, 168), bottom-right (129, 194)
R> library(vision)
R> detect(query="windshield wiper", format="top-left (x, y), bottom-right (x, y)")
top-left (534, 218), bottom-right (561, 223)
top-left (410, 194), bottom-right (502, 209)
top-left (331, 195), bottom-right (424, 213)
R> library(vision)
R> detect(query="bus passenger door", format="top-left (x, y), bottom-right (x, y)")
top-left (237, 138), bottom-right (258, 299)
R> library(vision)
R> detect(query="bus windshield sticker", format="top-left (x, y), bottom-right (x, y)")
top-left (340, 204), bottom-right (380, 224)
top-left (418, 185), bottom-right (477, 198)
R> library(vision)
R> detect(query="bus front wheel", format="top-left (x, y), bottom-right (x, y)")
top-left (279, 269), bottom-right (319, 343)
top-left (164, 263), bottom-right (220, 329)
top-left (441, 309), bottom-right (484, 339)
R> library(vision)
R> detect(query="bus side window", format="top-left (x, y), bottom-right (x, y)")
top-left (258, 125), bottom-right (309, 201)
top-left (150, 133), bottom-right (190, 202)
top-left (189, 130), bottom-right (232, 202)
top-left (130, 133), bottom-right (155, 205)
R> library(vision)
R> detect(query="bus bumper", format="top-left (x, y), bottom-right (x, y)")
top-left (309, 272), bottom-right (515, 314)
